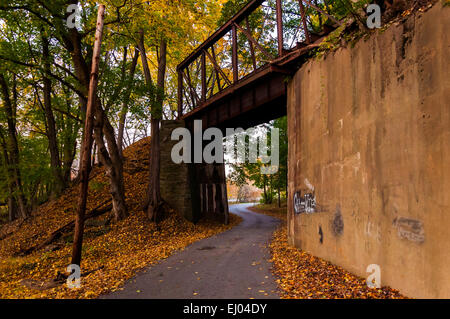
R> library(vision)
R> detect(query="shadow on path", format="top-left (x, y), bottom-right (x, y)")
top-left (102, 203), bottom-right (280, 299)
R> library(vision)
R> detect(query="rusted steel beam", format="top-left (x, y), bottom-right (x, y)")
top-left (298, 0), bottom-right (311, 43)
top-left (177, 69), bottom-right (183, 118)
top-left (233, 22), bottom-right (274, 61)
top-left (204, 49), bottom-right (232, 87)
top-left (177, 0), bottom-right (265, 71)
top-left (182, 72), bottom-right (287, 130)
top-left (201, 51), bottom-right (206, 101)
top-left (181, 65), bottom-right (272, 119)
top-left (183, 68), bottom-right (200, 106)
top-left (232, 24), bottom-right (238, 83)
top-left (269, 64), bottom-right (294, 75)
top-left (276, 0), bottom-right (284, 56)
top-left (183, 87), bottom-right (194, 112)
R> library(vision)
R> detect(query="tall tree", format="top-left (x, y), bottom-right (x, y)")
top-left (71, 4), bottom-right (105, 267)
top-left (138, 29), bottom-right (167, 222)
top-left (41, 32), bottom-right (65, 197)
top-left (0, 73), bottom-right (29, 219)
top-left (117, 47), bottom-right (139, 156)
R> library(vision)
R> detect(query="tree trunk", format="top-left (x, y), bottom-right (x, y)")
top-left (42, 33), bottom-right (65, 197)
top-left (263, 176), bottom-right (267, 204)
top-left (138, 30), bottom-right (167, 222)
top-left (0, 73), bottom-right (28, 218)
top-left (277, 174), bottom-right (281, 208)
top-left (8, 196), bottom-right (17, 222)
top-left (64, 7), bottom-right (127, 223)
top-left (269, 175), bottom-right (273, 204)
top-left (93, 98), bottom-right (127, 221)
top-left (146, 118), bottom-right (161, 221)
top-left (71, 5), bottom-right (105, 267)
top-left (63, 135), bottom-right (77, 185)
top-left (59, 86), bottom-right (79, 185)
top-left (117, 48), bottom-right (139, 157)
top-left (1, 132), bottom-right (18, 222)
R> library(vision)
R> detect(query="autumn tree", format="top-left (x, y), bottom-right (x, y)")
top-left (0, 0), bottom-right (226, 227)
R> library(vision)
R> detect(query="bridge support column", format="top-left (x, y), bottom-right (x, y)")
top-left (192, 162), bottom-right (229, 224)
top-left (160, 120), bottom-right (193, 221)
top-left (159, 120), bottom-right (229, 224)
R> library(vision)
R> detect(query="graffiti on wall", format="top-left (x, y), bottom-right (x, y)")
top-left (293, 191), bottom-right (316, 214)
top-left (393, 217), bottom-right (425, 243)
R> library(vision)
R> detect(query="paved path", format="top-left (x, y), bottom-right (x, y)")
top-left (103, 203), bottom-right (280, 299)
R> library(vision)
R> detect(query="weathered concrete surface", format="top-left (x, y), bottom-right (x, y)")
top-left (160, 120), bottom-right (193, 220)
top-left (103, 204), bottom-right (280, 299)
top-left (287, 3), bottom-right (450, 298)
top-left (160, 120), bottom-right (229, 223)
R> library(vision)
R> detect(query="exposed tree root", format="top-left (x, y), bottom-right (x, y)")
top-left (18, 201), bottom-right (112, 256)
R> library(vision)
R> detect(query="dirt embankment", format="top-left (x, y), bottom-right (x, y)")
top-left (0, 137), bottom-right (241, 299)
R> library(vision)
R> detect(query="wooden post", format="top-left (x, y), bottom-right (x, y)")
top-left (276, 0), bottom-right (284, 56)
top-left (71, 4), bottom-right (105, 267)
top-left (232, 24), bottom-right (238, 83)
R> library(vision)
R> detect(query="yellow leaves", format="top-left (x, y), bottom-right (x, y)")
top-left (247, 205), bottom-right (287, 222)
top-left (268, 224), bottom-right (406, 299)
top-left (0, 137), bottom-right (242, 299)
top-left (84, 291), bottom-right (96, 298)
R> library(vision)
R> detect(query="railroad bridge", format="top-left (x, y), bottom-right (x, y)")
top-left (163, 0), bottom-right (340, 224)
top-left (162, 1), bottom-right (450, 298)
top-left (176, 0), bottom-right (339, 131)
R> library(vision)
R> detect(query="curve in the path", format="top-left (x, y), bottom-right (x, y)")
top-left (102, 203), bottom-right (280, 299)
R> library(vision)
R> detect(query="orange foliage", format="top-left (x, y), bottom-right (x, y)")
top-left (0, 138), bottom-right (241, 298)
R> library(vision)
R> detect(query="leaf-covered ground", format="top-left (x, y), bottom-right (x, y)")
top-left (0, 138), bottom-right (241, 299)
top-left (249, 204), bottom-right (406, 299)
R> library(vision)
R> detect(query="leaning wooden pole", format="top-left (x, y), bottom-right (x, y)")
top-left (71, 4), bottom-right (106, 267)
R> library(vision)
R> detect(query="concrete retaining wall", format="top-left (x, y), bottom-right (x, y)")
top-left (287, 3), bottom-right (450, 298)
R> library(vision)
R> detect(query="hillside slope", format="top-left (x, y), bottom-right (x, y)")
top-left (0, 137), bottom-right (240, 298)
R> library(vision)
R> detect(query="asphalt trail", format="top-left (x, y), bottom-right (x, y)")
top-left (103, 203), bottom-right (280, 299)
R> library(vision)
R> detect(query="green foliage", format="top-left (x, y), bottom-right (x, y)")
top-left (228, 116), bottom-right (288, 205)
top-left (0, 0), bottom-right (225, 217)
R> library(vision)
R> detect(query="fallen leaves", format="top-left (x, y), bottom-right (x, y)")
top-left (0, 137), bottom-right (242, 299)
top-left (269, 225), bottom-right (406, 299)
top-left (247, 205), bottom-right (287, 222)
top-left (250, 204), bottom-right (405, 299)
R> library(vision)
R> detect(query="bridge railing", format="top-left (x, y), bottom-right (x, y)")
top-left (177, 0), bottom-right (342, 117)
